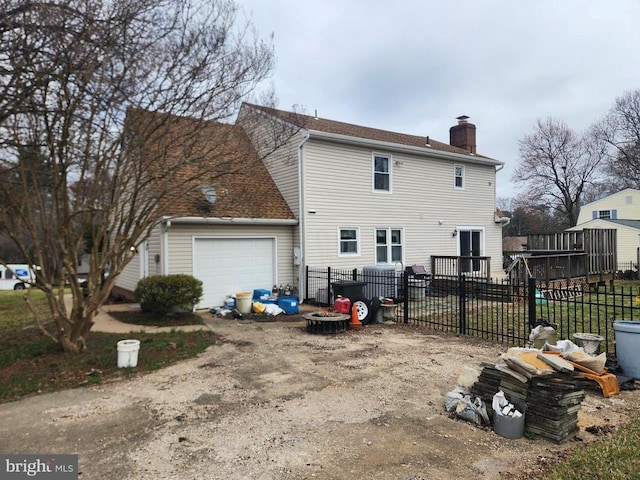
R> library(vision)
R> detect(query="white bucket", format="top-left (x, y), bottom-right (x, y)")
top-left (236, 292), bottom-right (252, 314)
top-left (117, 339), bottom-right (141, 368)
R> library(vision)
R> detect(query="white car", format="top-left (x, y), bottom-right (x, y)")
top-left (0, 264), bottom-right (36, 290)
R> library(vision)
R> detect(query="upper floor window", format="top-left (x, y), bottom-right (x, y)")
top-left (373, 154), bottom-right (391, 192)
top-left (376, 228), bottom-right (403, 264)
top-left (592, 209), bottom-right (617, 220)
top-left (454, 164), bottom-right (464, 189)
top-left (338, 228), bottom-right (359, 256)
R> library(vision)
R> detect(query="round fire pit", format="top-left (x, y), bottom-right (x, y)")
top-left (304, 312), bottom-right (350, 334)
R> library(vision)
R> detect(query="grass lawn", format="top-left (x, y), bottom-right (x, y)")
top-left (538, 414), bottom-right (640, 480)
top-left (0, 290), bottom-right (219, 403)
top-left (2, 290), bottom-right (640, 478)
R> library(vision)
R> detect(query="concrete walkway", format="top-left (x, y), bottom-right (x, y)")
top-left (63, 295), bottom-right (212, 333)
top-left (65, 295), bottom-right (315, 333)
top-left (93, 302), bottom-right (211, 333)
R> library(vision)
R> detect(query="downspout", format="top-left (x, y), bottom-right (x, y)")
top-left (493, 163), bottom-right (509, 227)
top-left (297, 131), bottom-right (310, 301)
top-left (163, 219), bottom-right (171, 275)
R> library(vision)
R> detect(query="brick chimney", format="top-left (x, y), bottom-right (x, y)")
top-left (449, 115), bottom-right (476, 154)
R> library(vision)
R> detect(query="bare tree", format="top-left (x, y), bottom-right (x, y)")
top-left (0, 0), bottom-right (289, 352)
top-left (512, 118), bottom-right (605, 229)
top-left (592, 89), bottom-right (640, 189)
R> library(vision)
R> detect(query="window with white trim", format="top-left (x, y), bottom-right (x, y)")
top-left (373, 154), bottom-right (391, 192)
top-left (375, 228), bottom-right (403, 264)
top-left (592, 209), bottom-right (617, 220)
top-left (454, 164), bottom-right (464, 189)
top-left (338, 228), bottom-right (359, 256)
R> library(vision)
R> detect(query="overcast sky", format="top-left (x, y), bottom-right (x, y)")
top-left (238, 0), bottom-right (640, 200)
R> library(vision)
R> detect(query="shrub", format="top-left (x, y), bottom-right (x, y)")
top-left (134, 275), bottom-right (203, 316)
top-left (619, 269), bottom-right (639, 281)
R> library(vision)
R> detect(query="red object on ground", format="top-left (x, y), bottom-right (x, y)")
top-left (333, 297), bottom-right (351, 314)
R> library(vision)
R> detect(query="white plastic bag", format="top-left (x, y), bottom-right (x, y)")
top-left (457, 366), bottom-right (480, 390)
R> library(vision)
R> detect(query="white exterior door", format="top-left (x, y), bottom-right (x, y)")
top-left (193, 237), bottom-right (276, 308)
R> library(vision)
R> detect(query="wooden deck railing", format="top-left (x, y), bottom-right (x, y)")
top-left (504, 252), bottom-right (588, 284)
top-left (431, 256), bottom-right (491, 279)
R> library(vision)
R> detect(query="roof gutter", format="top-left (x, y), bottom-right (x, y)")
top-left (307, 130), bottom-right (504, 167)
top-left (162, 216), bottom-right (298, 225)
top-left (495, 213), bottom-right (511, 227)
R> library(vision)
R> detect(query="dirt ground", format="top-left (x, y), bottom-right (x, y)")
top-left (1, 310), bottom-right (639, 480)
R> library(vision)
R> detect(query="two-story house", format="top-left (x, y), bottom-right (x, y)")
top-left (238, 103), bottom-right (507, 298)
top-left (115, 104), bottom-right (507, 309)
top-left (567, 188), bottom-right (640, 270)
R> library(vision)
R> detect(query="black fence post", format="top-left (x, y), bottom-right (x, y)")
top-left (459, 274), bottom-right (467, 335)
top-left (305, 266), bottom-right (309, 301)
top-left (327, 267), bottom-right (332, 306)
top-left (528, 277), bottom-right (537, 328)
top-left (403, 271), bottom-right (409, 324)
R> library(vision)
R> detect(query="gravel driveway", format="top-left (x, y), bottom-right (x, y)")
top-left (1, 314), bottom-right (638, 479)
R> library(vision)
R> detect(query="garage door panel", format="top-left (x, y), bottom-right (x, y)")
top-left (193, 238), bottom-right (275, 309)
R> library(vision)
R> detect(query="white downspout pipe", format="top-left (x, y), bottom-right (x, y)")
top-left (297, 131), bottom-right (310, 301)
top-left (163, 219), bottom-right (171, 275)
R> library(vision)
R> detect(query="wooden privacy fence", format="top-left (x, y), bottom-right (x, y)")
top-left (527, 228), bottom-right (617, 276)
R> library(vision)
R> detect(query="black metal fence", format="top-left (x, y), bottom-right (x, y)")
top-left (617, 261), bottom-right (638, 276)
top-left (305, 266), bottom-right (640, 352)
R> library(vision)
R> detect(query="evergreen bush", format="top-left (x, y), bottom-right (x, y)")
top-left (134, 274), bottom-right (203, 316)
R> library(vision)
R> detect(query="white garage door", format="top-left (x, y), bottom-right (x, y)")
top-left (193, 238), bottom-right (275, 309)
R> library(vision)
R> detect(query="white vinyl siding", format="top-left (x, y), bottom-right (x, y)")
top-left (301, 138), bottom-right (503, 275)
top-left (115, 223), bottom-right (295, 298)
top-left (577, 188), bottom-right (640, 225)
top-left (115, 224), bottom-right (163, 293)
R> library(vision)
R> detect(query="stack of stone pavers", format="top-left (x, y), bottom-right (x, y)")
top-left (525, 375), bottom-right (586, 443)
top-left (470, 363), bottom-right (585, 443)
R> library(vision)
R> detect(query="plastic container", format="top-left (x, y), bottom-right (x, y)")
top-left (494, 398), bottom-right (527, 439)
top-left (224, 296), bottom-right (235, 308)
top-left (253, 289), bottom-right (271, 301)
top-left (408, 278), bottom-right (426, 301)
top-left (333, 297), bottom-right (351, 314)
top-left (236, 292), bottom-right (252, 314)
top-left (613, 321), bottom-right (640, 379)
top-left (278, 296), bottom-right (299, 314)
top-left (117, 339), bottom-right (140, 368)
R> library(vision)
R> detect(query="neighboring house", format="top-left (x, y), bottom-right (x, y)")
top-left (114, 117), bottom-right (297, 309)
top-left (238, 104), bottom-right (508, 299)
top-left (567, 188), bottom-right (640, 269)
